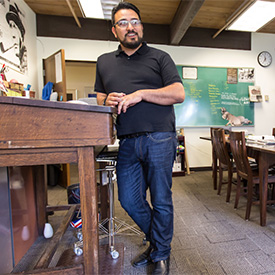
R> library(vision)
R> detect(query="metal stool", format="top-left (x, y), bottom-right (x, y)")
top-left (96, 156), bottom-right (144, 259)
top-left (73, 149), bottom-right (144, 258)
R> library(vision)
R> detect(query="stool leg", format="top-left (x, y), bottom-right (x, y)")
top-left (108, 169), bottom-right (115, 252)
top-left (107, 167), bottom-right (119, 259)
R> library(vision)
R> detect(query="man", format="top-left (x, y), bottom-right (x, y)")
top-left (95, 2), bottom-right (185, 274)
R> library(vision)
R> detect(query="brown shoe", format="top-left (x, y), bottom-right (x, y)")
top-left (152, 257), bottom-right (170, 275)
top-left (132, 246), bottom-right (153, 267)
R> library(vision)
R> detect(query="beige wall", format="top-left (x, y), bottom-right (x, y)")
top-left (65, 61), bottom-right (96, 99)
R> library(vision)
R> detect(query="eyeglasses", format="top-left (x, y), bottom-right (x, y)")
top-left (114, 19), bottom-right (141, 28)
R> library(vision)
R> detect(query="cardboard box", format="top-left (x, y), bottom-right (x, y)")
top-left (22, 90), bottom-right (35, 98)
top-left (6, 88), bottom-right (22, 97)
top-left (9, 82), bottom-right (20, 90)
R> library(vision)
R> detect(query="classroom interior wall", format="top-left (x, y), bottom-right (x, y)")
top-left (1, 1), bottom-right (274, 168)
top-left (36, 34), bottom-right (275, 168)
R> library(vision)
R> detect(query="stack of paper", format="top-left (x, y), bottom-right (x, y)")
top-left (246, 135), bottom-right (275, 145)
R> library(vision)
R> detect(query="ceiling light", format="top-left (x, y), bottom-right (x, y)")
top-left (227, 1), bottom-right (275, 32)
top-left (77, 0), bottom-right (120, 20)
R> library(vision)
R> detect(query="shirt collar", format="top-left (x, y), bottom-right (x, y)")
top-left (115, 42), bottom-right (149, 57)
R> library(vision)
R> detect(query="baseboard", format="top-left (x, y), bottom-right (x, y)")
top-left (189, 166), bottom-right (212, 172)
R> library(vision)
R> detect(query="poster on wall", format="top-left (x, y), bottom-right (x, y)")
top-left (0, 0), bottom-right (28, 74)
top-left (238, 68), bottom-right (254, 83)
top-left (249, 86), bottom-right (262, 102)
top-left (227, 68), bottom-right (238, 84)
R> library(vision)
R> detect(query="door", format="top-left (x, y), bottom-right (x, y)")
top-left (43, 49), bottom-right (70, 186)
top-left (43, 49), bottom-right (67, 101)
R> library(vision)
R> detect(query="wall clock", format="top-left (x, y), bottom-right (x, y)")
top-left (257, 51), bottom-right (272, 67)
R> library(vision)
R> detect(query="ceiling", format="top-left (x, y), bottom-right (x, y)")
top-left (24, 0), bottom-right (275, 45)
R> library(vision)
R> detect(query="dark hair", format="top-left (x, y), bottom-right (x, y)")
top-left (112, 2), bottom-right (141, 25)
top-left (6, 3), bottom-right (25, 39)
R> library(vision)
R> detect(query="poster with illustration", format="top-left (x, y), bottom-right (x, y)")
top-left (0, 0), bottom-right (28, 74)
top-left (249, 86), bottom-right (262, 102)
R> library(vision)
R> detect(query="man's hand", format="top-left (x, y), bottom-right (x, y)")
top-left (106, 92), bottom-right (126, 107)
top-left (117, 91), bottom-right (142, 114)
top-left (97, 92), bottom-right (125, 107)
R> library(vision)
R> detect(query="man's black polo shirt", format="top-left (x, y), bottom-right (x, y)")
top-left (95, 42), bottom-right (182, 137)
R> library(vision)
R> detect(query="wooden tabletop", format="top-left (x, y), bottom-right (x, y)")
top-left (0, 96), bottom-right (115, 113)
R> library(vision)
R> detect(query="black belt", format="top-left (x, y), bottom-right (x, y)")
top-left (118, 132), bottom-right (150, 139)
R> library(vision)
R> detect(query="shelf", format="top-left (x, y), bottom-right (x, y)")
top-left (173, 135), bottom-right (185, 177)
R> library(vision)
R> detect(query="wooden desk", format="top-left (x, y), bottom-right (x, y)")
top-left (200, 135), bottom-right (275, 226)
top-left (0, 97), bottom-right (116, 274)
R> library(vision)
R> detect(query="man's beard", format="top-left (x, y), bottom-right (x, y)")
top-left (119, 31), bottom-right (143, 49)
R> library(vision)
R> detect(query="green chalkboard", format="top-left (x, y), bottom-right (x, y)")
top-left (174, 66), bottom-right (254, 127)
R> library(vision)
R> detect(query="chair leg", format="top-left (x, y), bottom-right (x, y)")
top-left (245, 180), bottom-right (253, 220)
top-left (234, 175), bottom-right (241, 209)
top-left (226, 170), bottom-right (232, 203)
top-left (272, 183), bottom-right (275, 200)
top-left (217, 166), bottom-right (223, 195)
top-left (212, 150), bottom-right (218, 190)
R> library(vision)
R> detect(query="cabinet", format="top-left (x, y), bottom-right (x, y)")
top-left (173, 135), bottom-right (185, 177)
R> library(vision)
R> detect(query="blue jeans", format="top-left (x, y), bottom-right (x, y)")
top-left (116, 132), bottom-right (177, 262)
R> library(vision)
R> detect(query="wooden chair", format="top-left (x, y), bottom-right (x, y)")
top-left (229, 131), bottom-right (275, 221)
top-left (210, 127), bottom-right (222, 190)
top-left (273, 128), bottom-right (275, 136)
top-left (212, 129), bottom-right (236, 202)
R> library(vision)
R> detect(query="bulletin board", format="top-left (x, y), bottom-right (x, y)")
top-left (174, 66), bottom-right (255, 127)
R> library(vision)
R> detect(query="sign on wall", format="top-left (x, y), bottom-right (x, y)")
top-left (0, 0), bottom-right (28, 74)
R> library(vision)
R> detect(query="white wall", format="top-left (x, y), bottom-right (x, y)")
top-left (1, 0), bottom-right (38, 93)
top-left (36, 33), bottom-right (275, 168)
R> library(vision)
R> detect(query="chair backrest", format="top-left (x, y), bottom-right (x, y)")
top-left (273, 128), bottom-right (275, 136)
top-left (212, 129), bottom-right (231, 168)
top-left (210, 127), bottom-right (222, 154)
top-left (229, 131), bottom-right (252, 180)
top-left (210, 127), bottom-right (222, 141)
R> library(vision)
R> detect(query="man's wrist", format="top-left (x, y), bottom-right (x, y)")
top-left (103, 98), bottom-right (107, 106)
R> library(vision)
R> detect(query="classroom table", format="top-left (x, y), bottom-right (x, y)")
top-left (0, 96), bottom-right (116, 274)
top-left (201, 135), bottom-right (275, 226)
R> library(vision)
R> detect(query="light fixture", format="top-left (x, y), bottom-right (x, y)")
top-left (77, 0), bottom-right (121, 20)
top-left (227, 1), bottom-right (275, 32)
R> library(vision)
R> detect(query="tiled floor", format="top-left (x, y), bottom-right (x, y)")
top-left (14, 168), bottom-right (275, 274)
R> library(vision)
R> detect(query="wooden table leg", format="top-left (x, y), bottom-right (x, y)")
top-left (212, 149), bottom-right (218, 190)
top-left (259, 152), bottom-right (275, 226)
top-left (34, 165), bottom-right (47, 235)
top-left (78, 147), bottom-right (99, 275)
